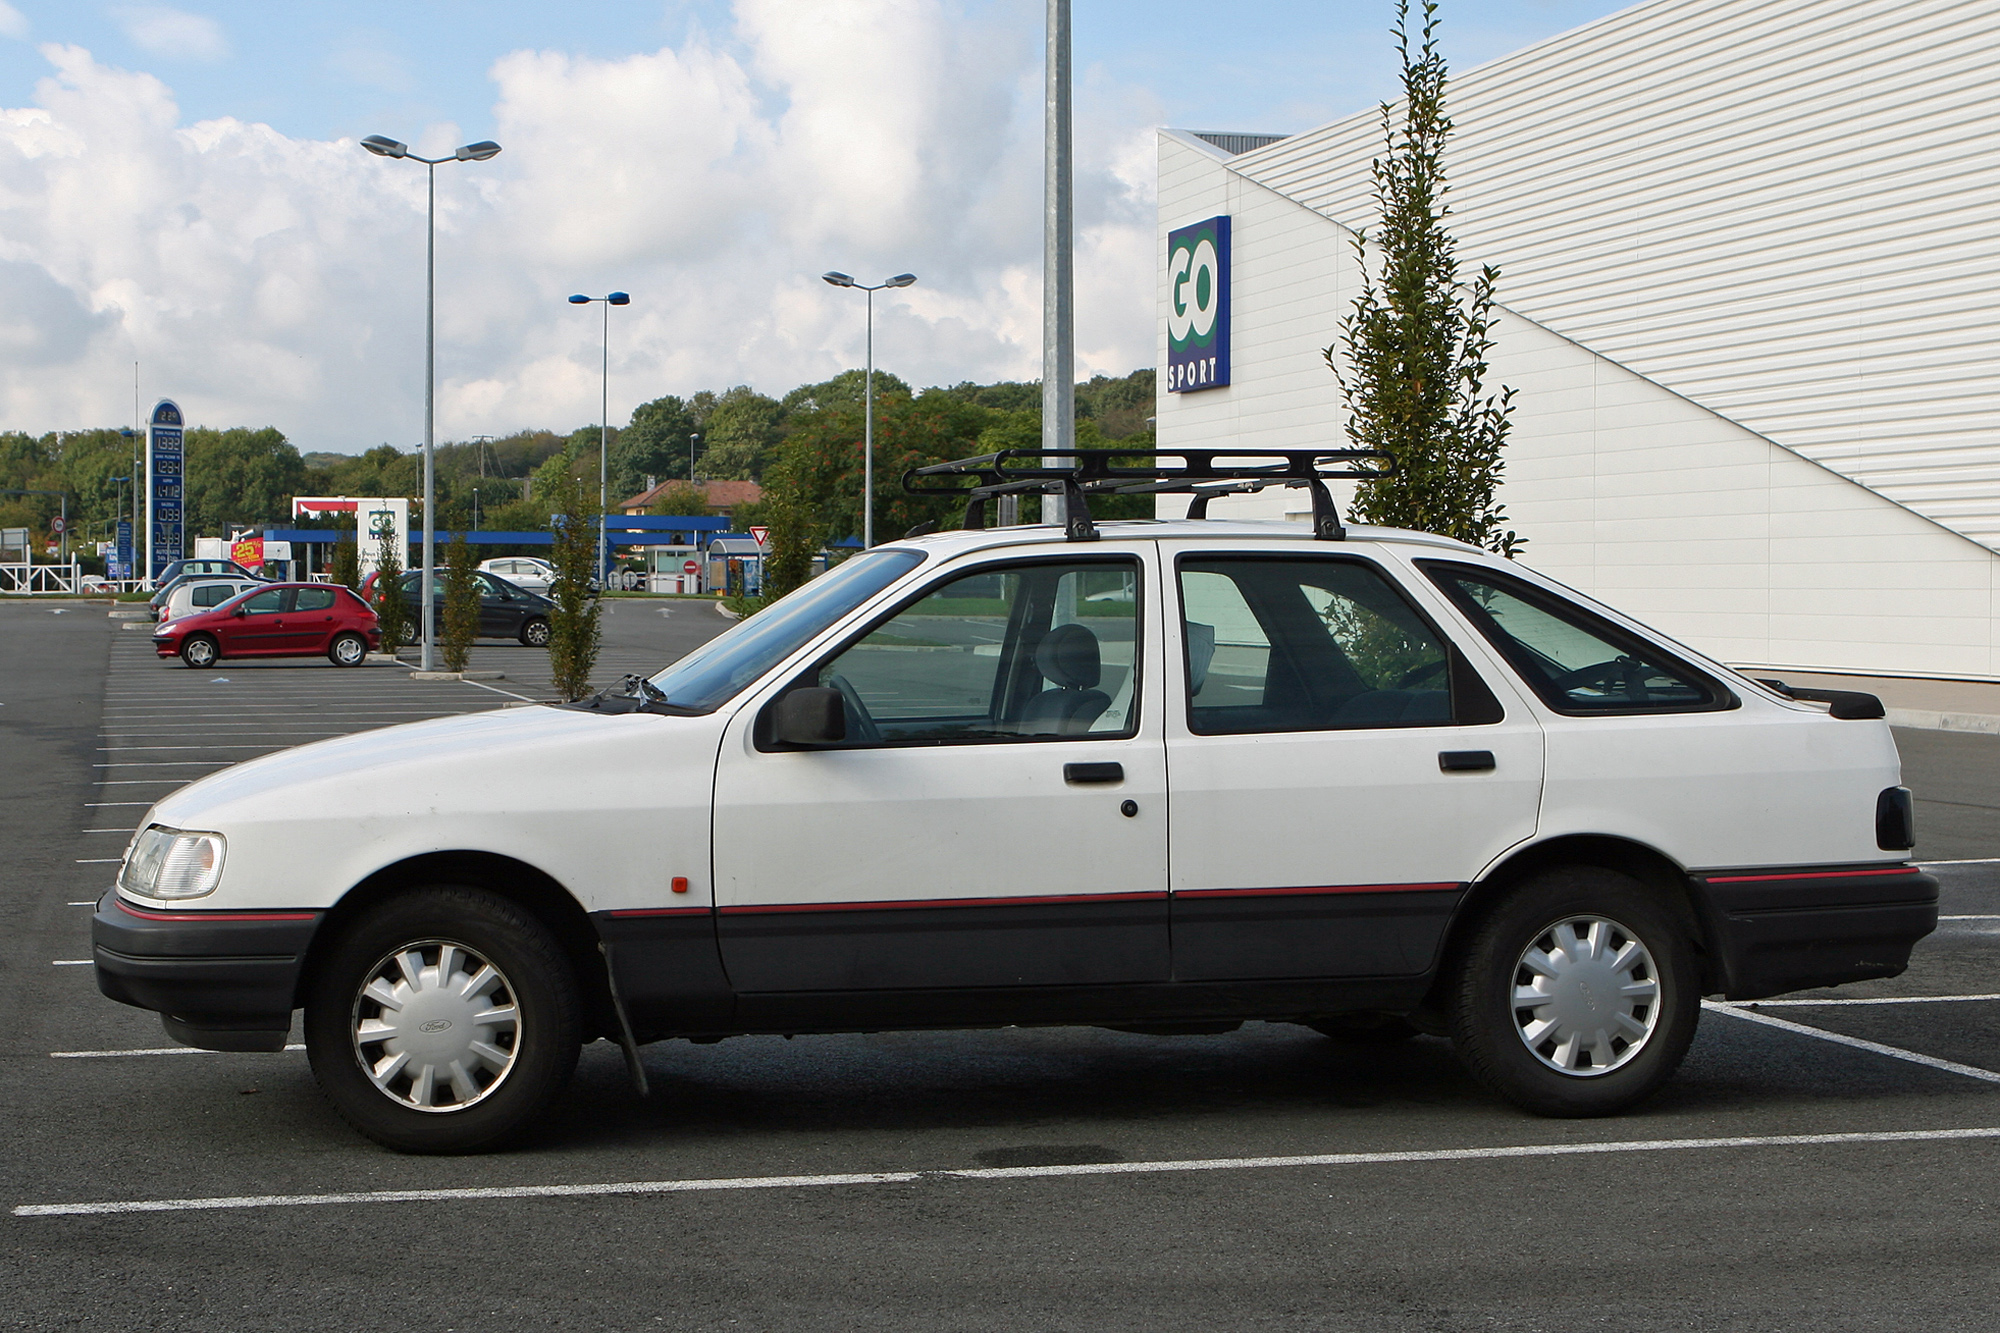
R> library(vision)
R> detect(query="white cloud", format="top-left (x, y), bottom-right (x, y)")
top-left (0, 2), bottom-right (1160, 452)
top-left (114, 6), bottom-right (229, 62)
top-left (0, 2), bottom-right (29, 40)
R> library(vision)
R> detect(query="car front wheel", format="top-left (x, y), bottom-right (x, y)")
top-left (304, 886), bottom-right (582, 1153)
top-left (328, 632), bottom-right (367, 667)
top-left (1446, 867), bottom-right (1698, 1117)
top-left (179, 635), bottom-right (219, 669)
top-left (520, 617), bottom-right (551, 647)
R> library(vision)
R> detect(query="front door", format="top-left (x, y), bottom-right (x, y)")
top-left (1162, 548), bottom-right (1545, 981)
top-left (711, 549), bottom-right (1168, 996)
top-left (216, 586), bottom-right (293, 656)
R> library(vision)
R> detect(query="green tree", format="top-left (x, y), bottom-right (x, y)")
top-left (646, 482), bottom-right (711, 518)
top-left (441, 531), bottom-right (479, 673)
top-left (371, 525), bottom-right (408, 655)
top-left (612, 396), bottom-right (700, 496)
top-left (183, 427), bottom-right (310, 538)
top-left (542, 462), bottom-right (602, 700)
top-left (696, 386), bottom-right (785, 481)
top-left (329, 524), bottom-right (361, 590)
top-left (1324, 0), bottom-right (1519, 557)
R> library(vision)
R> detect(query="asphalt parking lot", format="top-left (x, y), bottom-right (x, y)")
top-left (4, 598), bottom-right (1999, 1332)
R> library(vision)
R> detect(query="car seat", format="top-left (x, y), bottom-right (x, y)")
top-left (1019, 623), bottom-right (1112, 735)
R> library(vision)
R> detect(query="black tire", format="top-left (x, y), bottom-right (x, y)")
top-left (328, 632), bottom-right (367, 667)
top-left (1446, 867), bottom-right (1698, 1117)
top-left (180, 634), bottom-right (219, 669)
top-left (1310, 1014), bottom-right (1422, 1045)
top-left (520, 617), bottom-right (551, 647)
top-left (304, 886), bottom-right (582, 1153)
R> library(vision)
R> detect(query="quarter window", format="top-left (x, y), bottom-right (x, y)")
top-left (813, 560), bottom-right (1140, 744)
top-left (1422, 562), bottom-right (1727, 714)
top-left (1178, 557), bottom-right (1475, 733)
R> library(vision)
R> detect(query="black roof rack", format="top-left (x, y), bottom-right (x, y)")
top-left (902, 447), bottom-right (1395, 542)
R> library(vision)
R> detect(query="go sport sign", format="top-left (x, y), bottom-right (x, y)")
top-left (1166, 214), bottom-right (1230, 393)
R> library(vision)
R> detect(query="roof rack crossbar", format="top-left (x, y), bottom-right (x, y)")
top-left (901, 447), bottom-right (1392, 542)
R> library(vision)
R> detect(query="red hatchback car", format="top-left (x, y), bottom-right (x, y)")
top-left (153, 582), bottom-right (381, 669)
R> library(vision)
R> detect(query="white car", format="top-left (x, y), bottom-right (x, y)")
top-left (478, 557), bottom-right (557, 595)
top-left (156, 577), bottom-right (261, 625)
top-left (94, 450), bottom-right (1934, 1152)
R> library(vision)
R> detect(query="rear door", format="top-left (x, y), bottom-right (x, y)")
top-left (288, 585), bottom-right (340, 650)
top-left (1162, 546), bottom-right (1544, 981)
top-left (216, 587), bottom-right (293, 656)
top-left (711, 547), bottom-right (1169, 996)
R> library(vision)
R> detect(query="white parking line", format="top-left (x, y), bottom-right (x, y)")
top-left (67, 901), bottom-right (96, 906)
top-left (1920, 858), bottom-right (2000, 866)
top-left (50, 1045), bottom-right (303, 1058)
top-left (1704, 1001), bottom-right (2000, 1084)
top-left (1738, 994), bottom-right (2000, 1006)
top-left (82, 828), bottom-right (136, 834)
top-left (74, 859), bottom-right (121, 864)
top-left (50, 960), bottom-right (92, 967)
top-left (18, 1124), bottom-right (2000, 1218)
top-left (1941, 915), bottom-right (2000, 921)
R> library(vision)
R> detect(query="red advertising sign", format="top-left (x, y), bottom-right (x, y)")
top-left (231, 535), bottom-right (264, 570)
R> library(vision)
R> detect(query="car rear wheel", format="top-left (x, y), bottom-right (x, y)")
top-left (328, 632), bottom-right (367, 667)
top-left (1446, 867), bottom-right (1698, 1117)
top-left (304, 886), bottom-right (582, 1153)
top-left (179, 635), bottom-right (219, 669)
top-left (520, 617), bottom-right (551, 647)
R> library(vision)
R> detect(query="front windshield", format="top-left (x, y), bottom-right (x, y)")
top-left (647, 549), bottom-right (925, 712)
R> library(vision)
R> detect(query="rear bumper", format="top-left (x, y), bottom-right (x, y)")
top-left (91, 892), bottom-right (323, 1051)
top-left (1692, 864), bottom-right (1938, 1001)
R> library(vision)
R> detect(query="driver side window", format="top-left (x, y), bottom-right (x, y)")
top-left (815, 559), bottom-right (1141, 745)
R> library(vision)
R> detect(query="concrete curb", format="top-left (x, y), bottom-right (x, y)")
top-left (107, 610), bottom-right (150, 620)
top-left (119, 621), bottom-right (154, 632)
top-left (363, 653), bottom-right (404, 665)
top-left (1886, 708), bottom-right (2000, 736)
top-left (716, 602), bottom-right (742, 621)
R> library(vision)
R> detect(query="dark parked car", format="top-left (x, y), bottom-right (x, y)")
top-left (153, 583), bottom-right (381, 668)
top-left (380, 569), bottom-right (553, 646)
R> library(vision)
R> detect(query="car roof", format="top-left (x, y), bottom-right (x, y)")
top-left (877, 518), bottom-right (1494, 561)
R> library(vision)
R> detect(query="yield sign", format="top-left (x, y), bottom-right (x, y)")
top-left (749, 526), bottom-right (770, 547)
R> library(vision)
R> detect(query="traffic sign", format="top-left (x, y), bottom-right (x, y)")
top-left (682, 559), bottom-right (700, 574)
top-left (749, 526), bottom-right (769, 547)
top-left (49, 516), bottom-right (64, 533)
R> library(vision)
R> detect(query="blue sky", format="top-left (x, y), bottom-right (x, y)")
top-left (0, 1), bottom-right (1637, 449)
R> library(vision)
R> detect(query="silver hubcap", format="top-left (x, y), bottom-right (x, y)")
top-left (1511, 915), bottom-right (1660, 1077)
top-left (351, 940), bottom-right (521, 1112)
top-left (187, 641), bottom-right (214, 665)
top-left (334, 637), bottom-right (363, 664)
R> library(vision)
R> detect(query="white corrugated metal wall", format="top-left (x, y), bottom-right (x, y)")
top-left (1226, 0), bottom-right (2000, 552)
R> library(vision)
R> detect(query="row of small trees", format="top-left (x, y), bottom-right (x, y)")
top-left (323, 459), bottom-right (601, 699)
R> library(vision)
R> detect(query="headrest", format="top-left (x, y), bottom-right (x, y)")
top-left (1036, 623), bottom-right (1101, 691)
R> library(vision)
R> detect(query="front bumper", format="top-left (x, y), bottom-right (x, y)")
top-left (92, 892), bottom-right (323, 1051)
top-left (1693, 863), bottom-right (1938, 1000)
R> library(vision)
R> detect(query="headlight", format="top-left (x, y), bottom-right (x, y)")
top-left (119, 826), bottom-right (226, 900)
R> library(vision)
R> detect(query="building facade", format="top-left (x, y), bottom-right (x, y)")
top-left (1157, 0), bottom-right (2000, 681)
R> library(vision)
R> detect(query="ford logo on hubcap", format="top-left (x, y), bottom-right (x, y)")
top-left (418, 1018), bottom-right (453, 1034)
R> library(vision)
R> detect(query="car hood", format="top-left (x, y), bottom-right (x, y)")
top-left (149, 702), bottom-right (684, 827)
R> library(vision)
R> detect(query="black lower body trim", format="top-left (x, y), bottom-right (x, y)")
top-left (91, 893), bottom-right (320, 1044)
top-left (1691, 864), bottom-right (1939, 1000)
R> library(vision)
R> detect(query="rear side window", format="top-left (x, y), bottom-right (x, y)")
top-left (295, 587), bottom-right (336, 611)
top-left (1422, 562), bottom-right (1730, 715)
top-left (1177, 556), bottom-right (1496, 733)
top-left (191, 584), bottom-right (237, 608)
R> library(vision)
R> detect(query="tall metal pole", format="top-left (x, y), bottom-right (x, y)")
top-left (1042, 0), bottom-right (1075, 528)
top-left (599, 298), bottom-right (610, 589)
top-left (864, 286), bottom-right (875, 549)
top-left (420, 160), bottom-right (437, 671)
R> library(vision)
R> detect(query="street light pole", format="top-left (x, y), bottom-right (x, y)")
top-left (360, 133), bottom-right (501, 671)
top-left (569, 292), bottom-right (631, 590)
top-left (689, 434), bottom-right (700, 483)
top-left (1044, 0), bottom-right (1075, 529)
top-left (820, 271), bottom-right (917, 548)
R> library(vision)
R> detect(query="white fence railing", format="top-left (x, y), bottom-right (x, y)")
top-left (0, 560), bottom-right (85, 594)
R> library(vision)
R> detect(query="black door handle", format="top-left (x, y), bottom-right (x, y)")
top-left (1439, 750), bottom-right (1496, 772)
top-left (1064, 762), bottom-right (1124, 784)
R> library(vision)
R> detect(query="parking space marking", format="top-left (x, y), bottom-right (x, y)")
top-left (85, 802), bottom-right (157, 807)
top-left (1919, 858), bottom-right (2000, 866)
top-left (1705, 1000), bottom-right (2000, 1084)
top-left (74, 859), bottom-right (121, 865)
top-left (1739, 994), bottom-right (2000, 1006)
top-left (20, 1124), bottom-right (2000, 1219)
top-left (50, 960), bottom-right (91, 967)
top-left (50, 1045), bottom-right (304, 1058)
top-left (67, 901), bottom-right (96, 906)
top-left (81, 828), bottom-right (135, 833)
top-left (1941, 915), bottom-right (2000, 921)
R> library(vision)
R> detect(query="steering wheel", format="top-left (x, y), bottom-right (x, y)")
top-left (1550, 658), bottom-right (1642, 699)
top-left (824, 673), bottom-right (882, 744)
top-left (1393, 658), bottom-right (1448, 689)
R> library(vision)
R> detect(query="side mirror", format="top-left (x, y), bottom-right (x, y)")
top-left (769, 687), bottom-right (846, 746)
top-left (233, 607), bottom-right (248, 618)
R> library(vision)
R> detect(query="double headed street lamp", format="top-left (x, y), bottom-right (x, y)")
top-left (821, 271), bottom-right (916, 548)
top-left (360, 132), bottom-right (502, 671)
